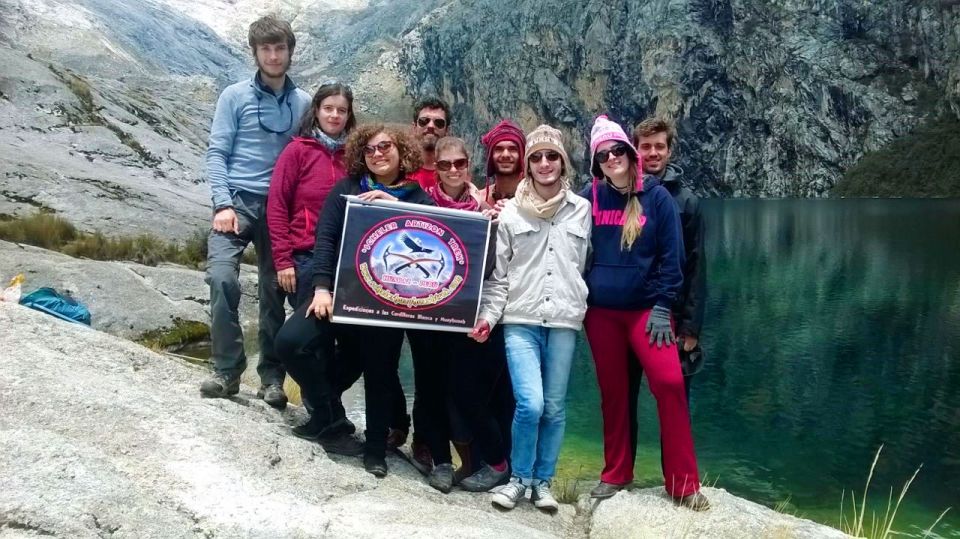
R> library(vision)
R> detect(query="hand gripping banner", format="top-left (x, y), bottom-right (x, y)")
top-left (331, 196), bottom-right (492, 332)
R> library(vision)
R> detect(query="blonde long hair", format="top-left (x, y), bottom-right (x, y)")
top-left (608, 157), bottom-right (643, 251)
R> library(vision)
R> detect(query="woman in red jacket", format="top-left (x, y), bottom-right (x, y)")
top-left (267, 81), bottom-right (355, 307)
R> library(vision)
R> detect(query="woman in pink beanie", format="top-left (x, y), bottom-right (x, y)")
top-left (578, 115), bottom-right (709, 510)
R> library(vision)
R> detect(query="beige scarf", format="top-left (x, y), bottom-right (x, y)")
top-left (515, 178), bottom-right (568, 220)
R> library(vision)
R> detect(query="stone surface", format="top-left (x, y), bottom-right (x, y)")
top-left (0, 301), bottom-right (575, 538)
top-left (0, 240), bottom-right (258, 340)
top-left (587, 488), bottom-right (851, 538)
top-left (0, 300), bottom-right (853, 538)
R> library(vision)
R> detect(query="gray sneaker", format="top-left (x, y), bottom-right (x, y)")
top-left (459, 464), bottom-right (509, 492)
top-left (490, 477), bottom-right (527, 510)
top-left (257, 384), bottom-right (287, 409)
top-left (200, 373), bottom-right (239, 398)
top-left (531, 480), bottom-right (559, 512)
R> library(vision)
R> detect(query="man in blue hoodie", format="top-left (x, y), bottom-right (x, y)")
top-left (199, 16), bottom-right (311, 407)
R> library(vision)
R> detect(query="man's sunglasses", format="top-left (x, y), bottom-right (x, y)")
top-left (417, 117), bottom-right (447, 129)
top-left (529, 151), bottom-right (561, 163)
top-left (363, 141), bottom-right (395, 156)
top-left (595, 143), bottom-right (630, 164)
top-left (436, 158), bottom-right (469, 171)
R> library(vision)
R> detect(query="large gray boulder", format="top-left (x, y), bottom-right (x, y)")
top-left (0, 301), bottom-right (574, 538)
top-left (0, 301), bottom-right (853, 538)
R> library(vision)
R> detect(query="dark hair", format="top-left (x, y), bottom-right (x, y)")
top-left (413, 97), bottom-right (450, 124)
top-left (632, 117), bottom-right (677, 149)
top-left (344, 124), bottom-right (423, 177)
top-left (297, 82), bottom-right (356, 137)
top-left (248, 16), bottom-right (296, 54)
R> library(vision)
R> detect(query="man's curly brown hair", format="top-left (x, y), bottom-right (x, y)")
top-left (344, 123), bottom-right (423, 178)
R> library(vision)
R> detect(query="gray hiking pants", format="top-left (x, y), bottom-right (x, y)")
top-left (205, 191), bottom-right (286, 386)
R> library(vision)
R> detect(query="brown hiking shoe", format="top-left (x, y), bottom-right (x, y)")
top-left (410, 440), bottom-right (433, 475)
top-left (676, 491), bottom-right (711, 511)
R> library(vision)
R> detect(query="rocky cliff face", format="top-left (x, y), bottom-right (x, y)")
top-left (1, 0), bottom-right (958, 237)
top-left (400, 0), bottom-right (960, 196)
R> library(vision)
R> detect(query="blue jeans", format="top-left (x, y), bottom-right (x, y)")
top-left (503, 324), bottom-right (577, 483)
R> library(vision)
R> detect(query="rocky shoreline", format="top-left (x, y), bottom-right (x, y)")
top-left (0, 243), bottom-right (851, 538)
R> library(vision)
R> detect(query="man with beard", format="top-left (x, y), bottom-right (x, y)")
top-left (478, 120), bottom-right (526, 217)
top-left (199, 16), bottom-right (311, 408)
top-left (407, 98), bottom-right (451, 190)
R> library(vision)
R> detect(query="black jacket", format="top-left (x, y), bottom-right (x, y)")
top-left (646, 164), bottom-right (706, 338)
top-left (310, 175), bottom-right (435, 290)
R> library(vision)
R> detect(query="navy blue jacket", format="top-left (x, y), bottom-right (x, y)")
top-left (578, 179), bottom-right (684, 311)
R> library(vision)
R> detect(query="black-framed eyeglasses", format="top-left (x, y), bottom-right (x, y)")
top-left (256, 94), bottom-right (294, 135)
top-left (417, 116), bottom-right (447, 129)
top-left (436, 158), bottom-right (469, 171)
top-left (595, 143), bottom-right (630, 164)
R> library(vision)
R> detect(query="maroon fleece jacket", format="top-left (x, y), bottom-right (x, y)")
top-left (266, 137), bottom-right (346, 271)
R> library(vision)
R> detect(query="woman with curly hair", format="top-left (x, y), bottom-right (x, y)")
top-left (274, 123), bottom-right (434, 477)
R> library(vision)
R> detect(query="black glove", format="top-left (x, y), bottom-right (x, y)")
top-left (645, 305), bottom-right (675, 348)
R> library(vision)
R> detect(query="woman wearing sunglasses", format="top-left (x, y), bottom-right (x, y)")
top-left (274, 124), bottom-right (434, 478)
top-left (267, 81), bottom-right (355, 308)
top-left (579, 115), bottom-right (708, 510)
top-left (470, 125), bottom-right (591, 512)
top-left (411, 137), bottom-right (510, 493)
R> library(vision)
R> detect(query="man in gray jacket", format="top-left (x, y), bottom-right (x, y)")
top-left (199, 16), bottom-right (311, 407)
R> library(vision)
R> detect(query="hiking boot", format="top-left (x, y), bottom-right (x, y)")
top-left (427, 463), bottom-right (454, 493)
top-left (459, 463), bottom-right (509, 492)
top-left (490, 477), bottom-right (527, 510)
top-left (319, 432), bottom-right (365, 457)
top-left (257, 384), bottom-right (287, 409)
top-left (386, 428), bottom-right (408, 450)
top-left (590, 481), bottom-right (626, 499)
top-left (676, 491), bottom-right (711, 511)
top-left (410, 440), bottom-right (433, 475)
top-left (200, 373), bottom-right (239, 398)
top-left (363, 454), bottom-right (388, 478)
top-left (531, 480), bottom-right (559, 512)
top-left (293, 416), bottom-right (357, 441)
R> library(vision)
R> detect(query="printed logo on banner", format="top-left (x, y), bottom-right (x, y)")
top-left (355, 215), bottom-right (469, 310)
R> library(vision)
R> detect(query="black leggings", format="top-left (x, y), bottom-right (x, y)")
top-left (274, 304), bottom-right (405, 459)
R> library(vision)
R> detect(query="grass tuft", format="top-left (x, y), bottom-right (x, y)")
top-left (0, 212), bottom-right (258, 268)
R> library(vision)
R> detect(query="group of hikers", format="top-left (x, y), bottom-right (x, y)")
top-left (199, 15), bottom-right (708, 512)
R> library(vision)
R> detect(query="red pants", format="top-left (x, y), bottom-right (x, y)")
top-left (584, 306), bottom-right (701, 497)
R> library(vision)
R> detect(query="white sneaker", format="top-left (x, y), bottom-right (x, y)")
top-left (490, 477), bottom-right (527, 509)
top-left (531, 480), bottom-right (559, 512)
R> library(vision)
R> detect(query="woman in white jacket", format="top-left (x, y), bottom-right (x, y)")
top-left (470, 125), bottom-right (591, 512)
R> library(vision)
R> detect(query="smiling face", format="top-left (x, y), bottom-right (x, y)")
top-left (596, 140), bottom-right (632, 182)
top-left (436, 147), bottom-right (470, 192)
top-left (315, 94), bottom-right (350, 137)
top-left (636, 131), bottom-right (672, 175)
top-left (528, 149), bottom-right (563, 187)
top-left (492, 140), bottom-right (521, 176)
top-left (363, 132), bottom-right (400, 182)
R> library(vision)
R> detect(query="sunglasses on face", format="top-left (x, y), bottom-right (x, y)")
top-left (416, 117), bottom-right (447, 129)
top-left (436, 158), bottom-right (469, 171)
top-left (529, 151), bottom-right (561, 163)
top-left (363, 141), bottom-right (395, 156)
top-left (595, 143), bottom-right (630, 164)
